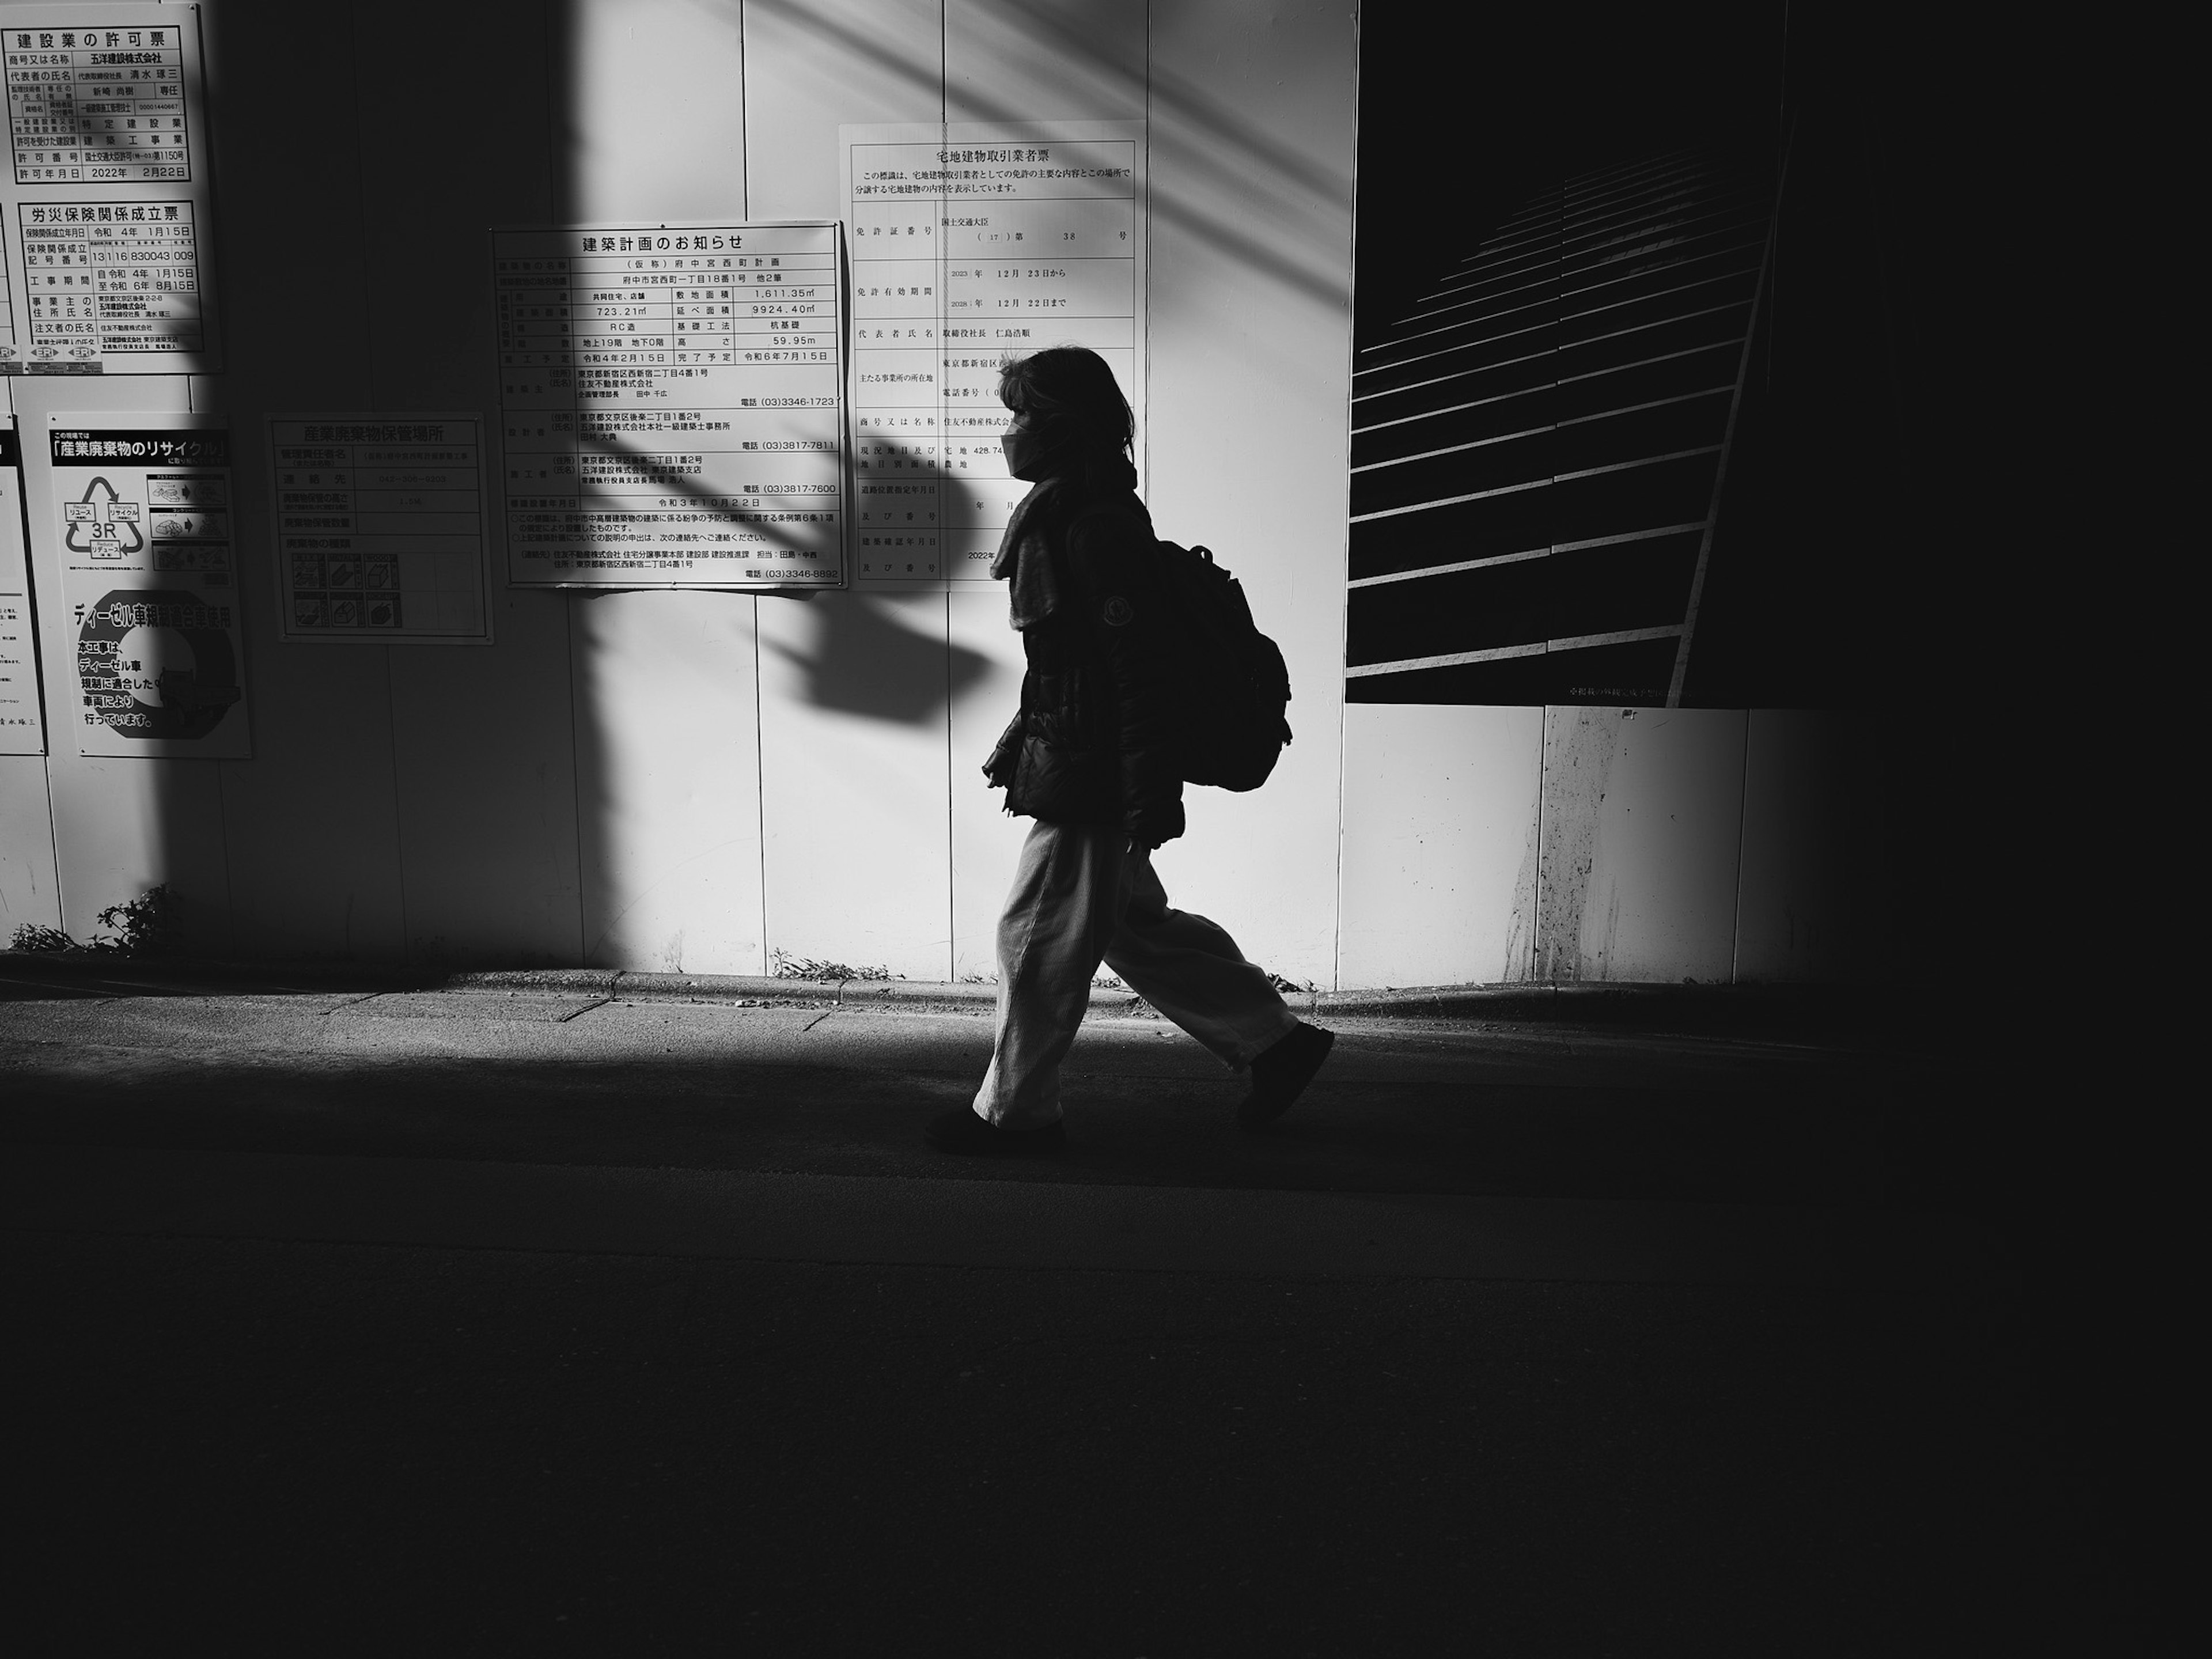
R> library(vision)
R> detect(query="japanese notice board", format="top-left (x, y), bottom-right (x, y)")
top-left (493, 220), bottom-right (846, 589)
top-left (47, 411), bottom-right (247, 758)
top-left (0, 6), bottom-right (221, 376)
top-left (840, 122), bottom-right (1145, 586)
top-left (267, 414), bottom-right (491, 643)
top-left (0, 422), bottom-right (44, 753)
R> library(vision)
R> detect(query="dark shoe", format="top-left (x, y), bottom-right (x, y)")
top-left (1237, 1022), bottom-right (1335, 1128)
top-left (925, 1105), bottom-right (1068, 1156)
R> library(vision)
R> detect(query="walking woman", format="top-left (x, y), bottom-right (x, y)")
top-left (926, 346), bottom-right (1335, 1155)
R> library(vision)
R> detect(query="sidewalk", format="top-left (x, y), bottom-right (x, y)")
top-left (1, 953), bottom-right (2065, 1651)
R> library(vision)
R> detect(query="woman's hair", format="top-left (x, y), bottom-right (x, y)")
top-left (997, 346), bottom-right (1134, 460)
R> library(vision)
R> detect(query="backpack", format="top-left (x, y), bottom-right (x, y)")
top-left (1151, 540), bottom-right (1293, 791)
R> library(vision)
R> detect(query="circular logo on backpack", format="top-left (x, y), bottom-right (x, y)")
top-left (1101, 595), bottom-right (1135, 627)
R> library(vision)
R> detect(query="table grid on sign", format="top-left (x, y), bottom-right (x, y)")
top-left (494, 222), bottom-right (846, 588)
top-left (847, 128), bottom-right (1145, 588)
top-left (271, 417), bottom-right (490, 641)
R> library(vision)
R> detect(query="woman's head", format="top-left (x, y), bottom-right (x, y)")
top-left (997, 347), bottom-right (1133, 482)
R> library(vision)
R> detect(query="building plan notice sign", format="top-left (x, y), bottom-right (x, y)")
top-left (46, 411), bottom-right (247, 757)
top-left (0, 7), bottom-right (220, 375)
top-left (840, 122), bottom-right (1145, 586)
top-left (493, 219), bottom-right (846, 589)
top-left (0, 423), bottom-right (45, 753)
top-left (268, 414), bottom-right (490, 643)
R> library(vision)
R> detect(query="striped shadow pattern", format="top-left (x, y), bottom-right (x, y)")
top-left (1347, 146), bottom-right (1776, 706)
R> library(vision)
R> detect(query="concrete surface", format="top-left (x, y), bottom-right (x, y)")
top-left (2, 969), bottom-right (2093, 1653)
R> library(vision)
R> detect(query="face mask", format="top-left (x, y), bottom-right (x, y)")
top-left (1001, 419), bottom-right (1051, 481)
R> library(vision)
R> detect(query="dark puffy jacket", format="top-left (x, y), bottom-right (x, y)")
top-left (983, 493), bottom-right (1185, 847)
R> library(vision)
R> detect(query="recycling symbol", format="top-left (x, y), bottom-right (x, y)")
top-left (63, 477), bottom-right (144, 558)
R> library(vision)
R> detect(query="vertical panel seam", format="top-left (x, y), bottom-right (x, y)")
top-left (562, 593), bottom-right (587, 966)
top-left (382, 645), bottom-right (410, 959)
top-left (737, 0), bottom-right (749, 219)
top-left (1331, 0), bottom-right (1354, 993)
top-left (1729, 710), bottom-right (1753, 986)
top-left (752, 598), bottom-right (767, 976)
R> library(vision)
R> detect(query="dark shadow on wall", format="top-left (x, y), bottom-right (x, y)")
top-left (760, 593), bottom-right (990, 728)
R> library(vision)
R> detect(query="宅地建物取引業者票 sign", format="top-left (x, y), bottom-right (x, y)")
top-left (840, 123), bottom-right (1145, 586)
top-left (493, 220), bottom-right (846, 589)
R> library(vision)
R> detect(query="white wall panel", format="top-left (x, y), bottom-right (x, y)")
top-left (196, 0), bottom-right (408, 963)
top-left (9, 373), bottom-right (226, 948)
top-left (555, 0), bottom-right (745, 222)
top-left (546, 1), bottom-right (761, 974)
top-left (573, 592), bottom-right (764, 973)
top-left (0, 753), bottom-right (61, 937)
top-left (1734, 709), bottom-right (1884, 984)
top-left (743, 0), bottom-right (943, 222)
top-left (945, 1), bottom-right (1145, 123)
top-left (1142, 0), bottom-right (1358, 986)
top-left (740, 1), bottom-right (949, 981)
top-left (757, 590), bottom-right (953, 980)
top-left (946, 586), bottom-right (1028, 980)
top-left (351, 1), bottom-right (581, 964)
top-left (1338, 703), bottom-right (1544, 990)
top-left (1535, 707), bottom-right (1748, 984)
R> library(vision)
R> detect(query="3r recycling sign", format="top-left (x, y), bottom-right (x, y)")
top-left (48, 414), bottom-right (249, 758)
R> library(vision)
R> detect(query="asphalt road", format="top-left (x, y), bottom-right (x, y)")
top-left (3, 983), bottom-right (2081, 1654)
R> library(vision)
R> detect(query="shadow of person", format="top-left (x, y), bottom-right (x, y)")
top-left (763, 593), bottom-right (991, 728)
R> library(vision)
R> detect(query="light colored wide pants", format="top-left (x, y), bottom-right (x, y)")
top-left (972, 820), bottom-right (1300, 1128)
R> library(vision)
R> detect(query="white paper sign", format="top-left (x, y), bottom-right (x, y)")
top-left (46, 411), bottom-right (247, 757)
top-left (0, 422), bottom-right (44, 753)
top-left (840, 122), bottom-right (1145, 586)
top-left (0, 6), bottom-right (221, 376)
top-left (268, 414), bottom-right (491, 643)
top-left (493, 219), bottom-right (846, 589)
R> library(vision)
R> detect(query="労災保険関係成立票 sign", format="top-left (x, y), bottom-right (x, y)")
top-left (493, 220), bottom-right (847, 589)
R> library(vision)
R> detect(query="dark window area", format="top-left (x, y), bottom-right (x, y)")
top-left (1353, 2), bottom-right (1964, 708)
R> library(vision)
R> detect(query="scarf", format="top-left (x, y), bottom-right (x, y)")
top-left (990, 452), bottom-right (1141, 631)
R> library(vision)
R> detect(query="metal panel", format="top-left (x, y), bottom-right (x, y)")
top-left (185, 0), bottom-right (407, 963)
top-left (741, 0), bottom-right (942, 222)
top-left (1535, 705), bottom-right (1747, 983)
top-left (573, 590), bottom-right (764, 974)
top-left (1337, 702), bottom-right (1544, 990)
top-left (756, 589), bottom-right (952, 981)
top-left (1733, 709), bottom-right (1883, 983)
top-left (0, 750), bottom-right (59, 936)
top-left (946, 585), bottom-right (1027, 982)
top-left (945, 0), bottom-right (1145, 124)
top-left (1139, 0), bottom-right (1357, 986)
top-left (7, 369), bottom-right (233, 949)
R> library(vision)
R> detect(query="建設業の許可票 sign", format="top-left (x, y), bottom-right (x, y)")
top-left (46, 411), bottom-right (247, 757)
top-left (0, 7), bottom-right (221, 376)
top-left (493, 220), bottom-right (846, 588)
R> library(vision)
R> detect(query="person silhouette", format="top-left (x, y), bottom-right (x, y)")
top-left (926, 346), bottom-right (1335, 1155)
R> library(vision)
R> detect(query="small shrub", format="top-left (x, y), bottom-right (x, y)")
top-left (771, 948), bottom-right (899, 982)
top-left (92, 884), bottom-right (180, 956)
top-left (10, 922), bottom-right (74, 953)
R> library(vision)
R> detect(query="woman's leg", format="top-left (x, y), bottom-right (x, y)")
top-left (1101, 850), bottom-right (1300, 1069)
top-left (970, 820), bottom-right (1130, 1127)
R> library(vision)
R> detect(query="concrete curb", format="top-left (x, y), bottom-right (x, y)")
top-left (3, 952), bottom-right (1926, 1046)
top-left (445, 968), bottom-right (1134, 1012)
